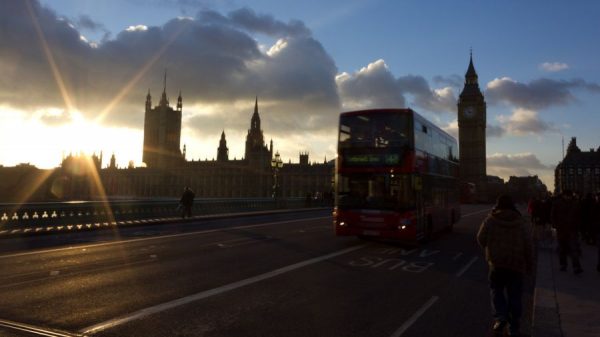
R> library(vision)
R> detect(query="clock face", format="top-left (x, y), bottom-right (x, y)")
top-left (463, 107), bottom-right (476, 118)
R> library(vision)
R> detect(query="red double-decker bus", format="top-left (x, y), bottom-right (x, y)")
top-left (334, 108), bottom-right (460, 243)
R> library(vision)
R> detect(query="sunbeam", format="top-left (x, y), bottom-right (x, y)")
top-left (94, 19), bottom-right (191, 125)
top-left (25, 0), bottom-right (76, 114)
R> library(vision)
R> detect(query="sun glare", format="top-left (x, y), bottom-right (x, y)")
top-left (0, 106), bottom-right (142, 169)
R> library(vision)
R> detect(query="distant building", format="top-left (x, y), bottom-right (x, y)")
top-left (486, 175), bottom-right (505, 201)
top-left (458, 53), bottom-right (487, 202)
top-left (97, 82), bottom-right (333, 199)
top-left (142, 73), bottom-right (184, 169)
top-left (554, 137), bottom-right (600, 195)
top-left (0, 164), bottom-right (54, 202)
top-left (505, 175), bottom-right (548, 203)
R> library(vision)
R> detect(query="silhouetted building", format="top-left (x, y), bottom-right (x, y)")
top-left (555, 137), bottom-right (600, 195)
top-left (0, 164), bottom-right (53, 202)
top-left (506, 175), bottom-right (547, 203)
top-left (486, 175), bottom-right (506, 200)
top-left (217, 131), bottom-right (229, 162)
top-left (142, 73), bottom-right (184, 169)
top-left (458, 53), bottom-right (487, 202)
top-left (97, 82), bottom-right (333, 199)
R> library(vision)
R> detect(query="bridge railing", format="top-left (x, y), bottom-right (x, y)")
top-left (0, 198), bottom-right (329, 234)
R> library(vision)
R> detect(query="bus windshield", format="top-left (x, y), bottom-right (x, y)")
top-left (339, 112), bottom-right (411, 150)
top-left (337, 173), bottom-right (415, 210)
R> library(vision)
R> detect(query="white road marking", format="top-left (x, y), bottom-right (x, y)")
top-left (455, 256), bottom-right (478, 278)
top-left (0, 216), bottom-right (331, 260)
top-left (49, 270), bottom-right (60, 276)
top-left (81, 243), bottom-right (367, 335)
top-left (452, 252), bottom-right (463, 260)
top-left (0, 318), bottom-right (79, 337)
top-left (462, 208), bottom-right (492, 217)
top-left (389, 296), bottom-right (439, 337)
top-left (215, 237), bottom-right (258, 248)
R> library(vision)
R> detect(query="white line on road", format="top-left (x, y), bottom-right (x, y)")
top-left (389, 296), bottom-right (439, 337)
top-left (462, 208), bottom-right (492, 217)
top-left (81, 243), bottom-right (367, 335)
top-left (0, 318), bottom-right (79, 337)
top-left (452, 252), bottom-right (463, 260)
top-left (455, 256), bottom-right (478, 278)
top-left (0, 216), bottom-right (331, 260)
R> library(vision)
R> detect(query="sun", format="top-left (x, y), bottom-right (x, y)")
top-left (0, 106), bottom-right (143, 169)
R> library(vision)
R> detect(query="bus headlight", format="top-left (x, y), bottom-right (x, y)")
top-left (339, 222), bottom-right (346, 227)
top-left (398, 225), bottom-right (407, 230)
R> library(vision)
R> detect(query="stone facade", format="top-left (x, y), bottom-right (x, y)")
top-left (554, 137), bottom-right (600, 195)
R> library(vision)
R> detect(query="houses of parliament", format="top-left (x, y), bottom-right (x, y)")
top-left (0, 78), bottom-right (333, 201)
top-left (96, 81), bottom-right (333, 199)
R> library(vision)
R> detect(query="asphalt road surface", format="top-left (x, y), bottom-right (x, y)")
top-left (0, 206), bottom-right (534, 337)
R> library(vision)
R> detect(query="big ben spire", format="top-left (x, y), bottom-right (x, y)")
top-left (458, 52), bottom-right (487, 201)
top-left (465, 50), bottom-right (478, 84)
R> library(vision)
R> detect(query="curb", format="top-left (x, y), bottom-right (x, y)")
top-left (532, 243), bottom-right (563, 337)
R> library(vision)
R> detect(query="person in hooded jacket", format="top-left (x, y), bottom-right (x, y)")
top-left (477, 194), bottom-right (533, 337)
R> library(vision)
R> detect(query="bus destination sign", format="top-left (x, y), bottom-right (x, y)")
top-left (344, 153), bottom-right (401, 166)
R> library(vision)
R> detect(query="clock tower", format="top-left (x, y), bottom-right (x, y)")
top-left (458, 53), bottom-right (487, 201)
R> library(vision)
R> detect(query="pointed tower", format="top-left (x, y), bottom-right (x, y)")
top-left (177, 90), bottom-right (182, 112)
top-left (458, 51), bottom-right (487, 201)
top-left (145, 89), bottom-right (152, 112)
top-left (217, 131), bottom-right (229, 162)
top-left (142, 72), bottom-right (183, 169)
top-left (109, 153), bottom-right (116, 169)
top-left (160, 70), bottom-right (169, 106)
top-left (245, 97), bottom-right (266, 157)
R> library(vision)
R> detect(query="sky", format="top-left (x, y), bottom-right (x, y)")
top-left (1, 0), bottom-right (599, 189)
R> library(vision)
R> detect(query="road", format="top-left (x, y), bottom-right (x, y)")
top-left (0, 206), bottom-right (534, 337)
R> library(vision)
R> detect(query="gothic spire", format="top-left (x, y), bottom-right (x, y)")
top-left (160, 69), bottom-right (169, 106)
top-left (251, 96), bottom-right (260, 130)
top-left (218, 130), bottom-right (229, 161)
top-left (177, 89), bottom-right (182, 111)
top-left (145, 89), bottom-right (152, 111)
top-left (465, 50), bottom-right (478, 84)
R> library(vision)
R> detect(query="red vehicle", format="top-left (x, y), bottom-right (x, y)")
top-left (334, 108), bottom-right (460, 243)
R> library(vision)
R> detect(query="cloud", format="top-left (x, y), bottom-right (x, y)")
top-left (336, 60), bottom-right (405, 110)
top-left (34, 108), bottom-right (74, 126)
top-left (539, 62), bottom-right (569, 72)
top-left (0, 1), bottom-right (339, 135)
top-left (76, 15), bottom-right (106, 31)
top-left (486, 124), bottom-right (506, 138)
top-left (442, 120), bottom-right (458, 139)
top-left (497, 108), bottom-right (559, 136)
top-left (486, 77), bottom-right (600, 110)
top-left (226, 8), bottom-right (311, 38)
top-left (433, 74), bottom-right (462, 88)
top-left (487, 152), bottom-right (553, 179)
top-left (336, 59), bottom-right (457, 113)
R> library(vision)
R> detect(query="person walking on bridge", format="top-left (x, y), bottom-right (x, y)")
top-left (179, 187), bottom-right (195, 219)
top-left (551, 189), bottom-right (583, 274)
top-left (477, 194), bottom-right (533, 337)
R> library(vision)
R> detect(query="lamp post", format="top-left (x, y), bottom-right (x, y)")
top-left (270, 151), bottom-right (283, 199)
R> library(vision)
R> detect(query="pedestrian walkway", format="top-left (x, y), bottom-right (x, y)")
top-left (533, 237), bottom-right (600, 337)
